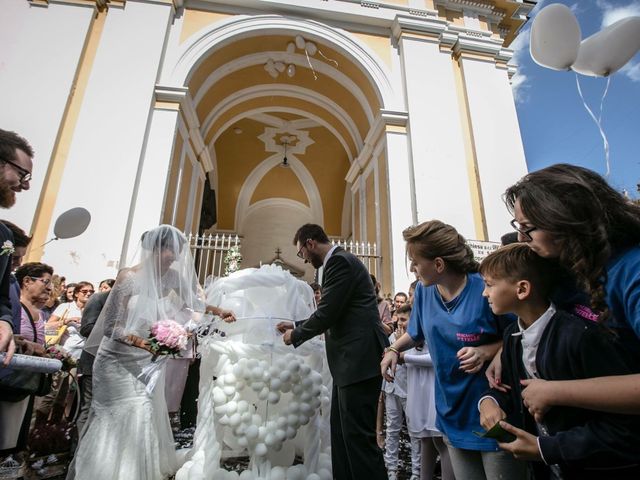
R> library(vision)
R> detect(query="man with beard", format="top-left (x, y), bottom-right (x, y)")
top-left (0, 129), bottom-right (34, 365)
top-left (281, 223), bottom-right (388, 480)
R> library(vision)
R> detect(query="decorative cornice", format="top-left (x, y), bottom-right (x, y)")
top-left (29, 0), bottom-right (108, 10)
top-left (346, 110), bottom-right (408, 184)
top-left (392, 14), bottom-right (448, 41)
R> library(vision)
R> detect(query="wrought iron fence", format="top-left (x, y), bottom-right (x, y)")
top-left (187, 232), bottom-right (241, 284)
top-left (330, 239), bottom-right (380, 277)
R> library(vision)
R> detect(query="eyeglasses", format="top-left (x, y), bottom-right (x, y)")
top-left (1, 158), bottom-right (32, 183)
top-left (79, 289), bottom-right (94, 295)
top-left (29, 276), bottom-right (51, 286)
top-left (510, 219), bottom-right (537, 242)
top-left (297, 239), bottom-right (310, 259)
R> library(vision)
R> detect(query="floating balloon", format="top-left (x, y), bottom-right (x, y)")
top-left (286, 64), bottom-right (296, 77)
top-left (286, 42), bottom-right (296, 55)
top-left (572, 17), bottom-right (640, 77)
top-left (305, 42), bottom-right (317, 56)
top-left (53, 207), bottom-right (91, 239)
top-left (294, 35), bottom-right (306, 50)
top-left (530, 4), bottom-right (581, 70)
top-left (274, 61), bottom-right (285, 73)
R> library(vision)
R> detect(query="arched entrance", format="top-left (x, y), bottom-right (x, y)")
top-left (137, 15), bottom-right (399, 288)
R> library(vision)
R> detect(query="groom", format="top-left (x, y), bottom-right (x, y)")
top-left (282, 224), bottom-right (388, 480)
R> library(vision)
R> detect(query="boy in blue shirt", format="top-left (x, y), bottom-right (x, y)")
top-left (478, 243), bottom-right (640, 479)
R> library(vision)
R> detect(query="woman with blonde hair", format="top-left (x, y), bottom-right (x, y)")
top-left (381, 220), bottom-right (526, 480)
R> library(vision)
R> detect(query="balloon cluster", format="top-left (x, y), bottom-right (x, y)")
top-left (207, 453), bottom-right (332, 480)
top-left (530, 4), bottom-right (640, 77)
top-left (211, 354), bottom-right (328, 458)
top-left (263, 35), bottom-right (321, 79)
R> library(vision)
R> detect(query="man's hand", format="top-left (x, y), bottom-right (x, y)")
top-left (219, 309), bottom-right (236, 323)
top-left (283, 329), bottom-right (293, 345)
top-left (521, 378), bottom-right (554, 423)
top-left (0, 321), bottom-right (15, 366)
top-left (376, 432), bottom-right (385, 449)
top-left (276, 321), bottom-right (294, 334)
top-left (497, 421), bottom-right (543, 461)
top-left (479, 398), bottom-right (506, 431)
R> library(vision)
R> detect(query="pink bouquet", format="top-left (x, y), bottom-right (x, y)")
top-left (148, 320), bottom-right (189, 357)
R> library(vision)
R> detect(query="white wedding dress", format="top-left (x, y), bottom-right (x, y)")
top-left (67, 273), bottom-right (178, 480)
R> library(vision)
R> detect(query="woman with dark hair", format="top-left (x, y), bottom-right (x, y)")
top-left (98, 278), bottom-right (115, 293)
top-left (500, 163), bottom-right (640, 420)
top-left (68, 225), bottom-right (234, 480)
top-left (0, 263), bottom-right (52, 457)
top-left (60, 282), bottom-right (77, 304)
top-left (381, 220), bottom-right (526, 480)
top-left (46, 281), bottom-right (94, 360)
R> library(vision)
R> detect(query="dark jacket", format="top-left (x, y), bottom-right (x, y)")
top-left (291, 247), bottom-right (389, 387)
top-left (78, 290), bottom-right (110, 375)
top-left (0, 223), bottom-right (14, 330)
top-left (486, 309), bottom-right (640, 479)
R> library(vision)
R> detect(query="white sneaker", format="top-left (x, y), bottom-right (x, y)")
top-left (387, 471), bottom-right (397, 480)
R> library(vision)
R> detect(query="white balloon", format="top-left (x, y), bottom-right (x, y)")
top-left (286, 64), bottom-right (296, 78)
top-left (286, 42), bottom-right (296, 55)
top-left (572, 17), bottom-right (640, 77)
top-left (53, 207), bottom-right (91, 239)
top-left (305, 42), bottom-right (318, 56)
top-left (274, 61), bottom-right (285, 73)
top-left (530, 4), bottom-right (581, 70)
top-left (268, 68), bottom-right (278, 79)
top-left (295, 35), bottom-right (306, 50)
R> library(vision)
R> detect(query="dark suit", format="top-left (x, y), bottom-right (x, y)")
top-left (291, 246), bottom-right (388, 480)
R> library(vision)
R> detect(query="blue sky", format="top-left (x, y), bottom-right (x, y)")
top-left (511, 0), bottom-right (640, 197)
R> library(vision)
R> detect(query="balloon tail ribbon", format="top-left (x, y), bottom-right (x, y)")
top-left (305, 49), bottom-right (318, 80)
top-left (575, 74), bottom-right (611, 177)
top-left (318, 49), bottom-right (339, 68)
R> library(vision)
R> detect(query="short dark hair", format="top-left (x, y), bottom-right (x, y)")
top-left (73, 281), bottom-right (94, 300)
top-left (479, 243), bottom-right (559, 298)
top-left (292, 224), bottom-right (329, 246)
top-left (1, 220), bottom-right (31, 248)
top-left (15, 262), bottom-right (53, 288)
top-left (393, 292), bottom-right (407, 300)
top-left (308, 282), bottom-right (321, 292)
top-left (396, 304), bottom-right (412, 315)
top-left (409, 280), bottom-right (418, 291)
top-left (100, 278), bottom-right (115, 288)
top-left (0, 129), bottom-right (34, 163)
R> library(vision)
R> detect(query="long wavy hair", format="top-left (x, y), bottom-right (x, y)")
top-left (403, 220), bottom-right (479, 275)
top-left (504, 163), bottom-right (640, 321)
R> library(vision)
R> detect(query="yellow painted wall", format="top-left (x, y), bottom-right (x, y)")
top-left (181, 9), bottom-right (233, 44)
top-left (377, 152), bottom-right (392, 297)
top-left (365, 170), bottom-right (376, 245)
top-left (251, 165), bottom-right (309, 206)
top-left (353, 190), bottom-right (360, 241)
top-left (162, 135), bottom-right (184, 224)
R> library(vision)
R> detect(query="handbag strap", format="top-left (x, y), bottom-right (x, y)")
top-left (20, 301), bottom-right (39, 344)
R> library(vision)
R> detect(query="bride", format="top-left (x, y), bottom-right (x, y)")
top-left (67, 225), bottom-right (235, 480)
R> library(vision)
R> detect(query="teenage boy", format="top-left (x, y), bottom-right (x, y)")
top-left (478, 243), bottom-right (640, 479)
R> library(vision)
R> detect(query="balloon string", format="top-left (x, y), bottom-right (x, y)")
top-left (575, 74), bottom-right (611, 177)
top-left (318, 50), bottom-right (339, 68)
top-left (305, 49), bottom-right (318, 80)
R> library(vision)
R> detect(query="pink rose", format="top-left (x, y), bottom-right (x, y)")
top-left (150, 320), bottom-right (188, 351)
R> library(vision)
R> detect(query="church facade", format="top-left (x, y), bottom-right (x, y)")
top-left (1, 0), bottom-right (535, 292)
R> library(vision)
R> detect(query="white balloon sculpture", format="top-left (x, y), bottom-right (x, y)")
top-left (176, 265), bottom-right (333, 480)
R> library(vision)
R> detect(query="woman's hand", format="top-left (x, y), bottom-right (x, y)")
top-left (479, 398), bottom-right (506, 431)
top-left (497, 421), bottom-right (542, 461)
top-left (485, 347), bottom-right (511, 392)
top-left (381, 350), bottom-right (398, 382)
top-left (457, 343), bottom-right (497, 374)
top-left (521, 378), bottom-right (554, 423)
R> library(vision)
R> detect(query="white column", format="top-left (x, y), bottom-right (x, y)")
top-left (0, 0), bottom-right (95, 229)
top-left (123, 104), bottom-right (181, 263)
top-left (459, 54), bottom-right (528, 240)
top-left (42, 0), bottom-right (173, 281)
top-left (394, 17), bottom-right (476, 238)
top-left (384, 126), bottom-right (414, 293)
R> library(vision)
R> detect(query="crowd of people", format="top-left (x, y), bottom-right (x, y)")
top-left (0, 124), bottom-right (639, 480)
